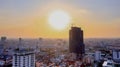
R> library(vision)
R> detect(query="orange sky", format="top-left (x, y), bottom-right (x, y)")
top-left (0, 1), bottom-right (120, 38)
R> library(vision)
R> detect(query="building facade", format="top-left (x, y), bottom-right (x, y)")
top-left (69, 27), bottom-right (85, 58)
top-left (0, 36), bottom-right (7, 54)
top-left (95, 51), bottom-right (102, 61)
top-left (12, 49), bottom-right (35, 67)
top-left (13, 38), bottom-right (35, 67)
top-left (112, 49), bottom-right (120, 63)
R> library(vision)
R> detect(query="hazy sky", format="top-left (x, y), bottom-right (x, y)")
top-left (0, 0), bottom-right (120, 38)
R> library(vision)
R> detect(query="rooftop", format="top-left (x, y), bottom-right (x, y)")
top-left (14, 48), bottom-right (34, 55)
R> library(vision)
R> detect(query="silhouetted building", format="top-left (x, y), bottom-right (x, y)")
top-left (0, 36), bottom-right (7, 54)
top-left (1, 36), bottom-right (7, 42)
top-left (69, 27), bottom-right (85, 58)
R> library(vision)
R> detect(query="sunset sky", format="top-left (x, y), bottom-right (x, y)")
top-left (0, 0), bottom-right (120, 38)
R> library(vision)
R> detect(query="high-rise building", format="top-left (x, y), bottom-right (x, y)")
top-left (95, 51), bottom-right (102, 61)
top-left (0, 36), bottom-right (7, 54)
top-left (1, 36), bottom-right (7, 42)
top-left (12, 38), bottom-right (35, 67)
top-left (12, 49), bottom-right (35, 67)
top-left (69, 27), bottom-right (85, 58)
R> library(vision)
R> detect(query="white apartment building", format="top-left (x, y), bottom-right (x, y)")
top-left (95, 51), bottom-right (101, 61)
top-left (112, 50), bottom-right (120, 61)
top-left (12, 49), bottom-right (35, 67)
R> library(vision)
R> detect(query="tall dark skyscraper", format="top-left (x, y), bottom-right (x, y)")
top-left (69, 27), bottom-right (85, 58)
top-left (0, 36), bottom-right (7, 54)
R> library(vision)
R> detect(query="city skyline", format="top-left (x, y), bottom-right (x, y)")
top-left (0, 0), bottom-right (120, 38)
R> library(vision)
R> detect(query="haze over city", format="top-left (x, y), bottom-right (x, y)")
top-left (0, 0), bottom-right (120, 38)
top-left (0, 0), bottom-right (120, 67)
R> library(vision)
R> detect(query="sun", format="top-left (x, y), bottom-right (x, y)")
top-left (48, 10), bottom-right (71, 30)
